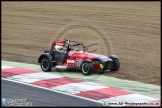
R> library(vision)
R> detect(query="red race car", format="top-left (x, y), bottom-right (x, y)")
top-left (38, 39), bottom-right (120, 75)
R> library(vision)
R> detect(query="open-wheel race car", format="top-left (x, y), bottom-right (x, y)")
top-left (38, 39), bottom-right (120, 75)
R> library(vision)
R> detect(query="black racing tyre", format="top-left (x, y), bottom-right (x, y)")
top-left (40, 57), bottom-right (52, 72)
top-left (110, 58), bottom-right (120, 71)
top-left (81, 62), bottom-right (93, 75)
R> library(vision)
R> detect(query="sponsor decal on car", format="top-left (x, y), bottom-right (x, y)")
top-left (67, 59), bottom-right (75, 63)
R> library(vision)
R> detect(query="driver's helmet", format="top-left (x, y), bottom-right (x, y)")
top-left (55, 45), bottom-right (64, 53)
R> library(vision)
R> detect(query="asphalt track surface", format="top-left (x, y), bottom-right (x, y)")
top-left (2, 79), bottom-right (104, 107)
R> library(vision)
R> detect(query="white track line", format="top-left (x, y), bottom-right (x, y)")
top-left (1, 65), bottom-right (13, 69)
top-left (6, 72), bottom-right (63, 83)
top-left (52, 82), bottom-right (108, 94)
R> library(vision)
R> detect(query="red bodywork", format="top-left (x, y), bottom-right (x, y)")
top-left (51, 39), bottom-right (102, 71)
top-left (65, 51), bottom-right (101, 70)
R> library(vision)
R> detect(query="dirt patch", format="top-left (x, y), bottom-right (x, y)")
top-left (2, 2), bottom-right (160, 85)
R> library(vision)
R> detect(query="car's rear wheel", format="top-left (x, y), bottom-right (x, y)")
top-left (81, 62), bottom-right (93, 75)
top-left (110, 57), bottom-right (120, 71)
top-left (40, 58), bottom-right (52, 72)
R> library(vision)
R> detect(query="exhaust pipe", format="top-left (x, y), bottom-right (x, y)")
top-left (55, 65), bottom-right (67, 70)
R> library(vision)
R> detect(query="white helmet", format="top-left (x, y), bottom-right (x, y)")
top-left (55, 45), bottom-right (64, 53)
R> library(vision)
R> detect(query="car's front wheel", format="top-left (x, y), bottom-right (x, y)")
top-left (81, 62), bottom-right (93, 75)
top-left (110, 58), bottom-right (120, 71)
top-left (40, 58), bottom-right (52, 72)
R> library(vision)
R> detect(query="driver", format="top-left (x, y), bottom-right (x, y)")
top-left (55, 45), bottom-right (65, 53)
